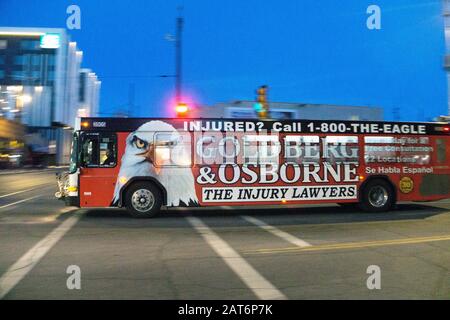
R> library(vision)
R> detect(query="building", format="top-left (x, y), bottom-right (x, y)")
top-left (78, 69), bottom-right (101, 119)
top-left (0, 27), bottom-right (101, 164)
top-left (192, 100), bottom-right (383, 121)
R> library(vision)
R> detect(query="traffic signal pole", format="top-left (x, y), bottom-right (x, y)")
top-left (255, 85), bottom-right (269, 119)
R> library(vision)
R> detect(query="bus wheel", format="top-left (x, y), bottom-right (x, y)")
top-left (125, 182), bottom-right (162, 218)
top-left (359, 179), bottom-right (395, 212)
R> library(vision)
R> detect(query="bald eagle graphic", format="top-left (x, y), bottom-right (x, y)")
top-left (113, 120), bottom-right (198, 207)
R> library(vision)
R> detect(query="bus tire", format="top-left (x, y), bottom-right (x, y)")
top-left (125, 182), bottom-right (162, 218)
top-left (359, 179), bottom-right (395, 212)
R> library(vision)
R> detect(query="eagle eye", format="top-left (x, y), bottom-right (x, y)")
top-left (133, 136), bottom-right (147, 149)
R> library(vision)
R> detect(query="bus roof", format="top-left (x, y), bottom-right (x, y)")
top-left (78, 117), bottom-right (450, 136)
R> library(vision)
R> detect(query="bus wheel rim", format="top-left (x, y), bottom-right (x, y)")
top-left (368, 186), bottom-right (388, 208)
top-left (131, 189), bottom-right (155, 212)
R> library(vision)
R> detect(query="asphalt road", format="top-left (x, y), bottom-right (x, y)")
top-left (0, 170), bottom-right (449, 299)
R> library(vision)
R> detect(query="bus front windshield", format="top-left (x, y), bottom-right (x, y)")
top-left (69, 133), bottom-right (79, 174)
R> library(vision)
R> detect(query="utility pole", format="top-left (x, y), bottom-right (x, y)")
top-left (175, 6), bottom-right (183, 104)
top-left (161, 7), bottom-right (189, 117)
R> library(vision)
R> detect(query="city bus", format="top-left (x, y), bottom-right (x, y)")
top-left (56, 117), bottom-right (450, 218)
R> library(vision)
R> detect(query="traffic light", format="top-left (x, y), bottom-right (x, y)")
top-left (175, 102), bottom-right (189, 117)
top-left (254, 85), bottom-right (269, 119)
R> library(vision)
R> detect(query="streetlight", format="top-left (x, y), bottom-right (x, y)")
top-left (17, 94), bottom-right (32, 104)
top-left (14, 94), bottom-right (32, 121)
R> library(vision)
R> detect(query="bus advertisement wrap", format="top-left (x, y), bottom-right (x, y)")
top-left (112, 120), bottom-right (364, 206)
top-left (59, 117), bottom-right (450, 217)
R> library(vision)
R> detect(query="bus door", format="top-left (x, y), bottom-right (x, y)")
top-left (79, 132), bottom-right (118, 207)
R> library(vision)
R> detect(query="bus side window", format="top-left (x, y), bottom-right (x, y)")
top-left (81, 135), bottom-right (99, 167)
top-left (436, 138), bottom-right (446, 164)
top-left (243, 135), bottom-right (280, 165)
top-left (364, 136), bottom-right (395, 164)
top-left (154, 132), bottom-right (192, 167)
top-left (99, 134), bottom-right (117, 167)
top-left (323, 136), bottom-right (358, 164)
top-left (81, 133), bottom-right (117, 168)
top-left (284, 135), bottom-right (320, 164)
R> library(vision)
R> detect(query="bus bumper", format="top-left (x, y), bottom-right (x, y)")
top-left (56, 171), bottom-right (80, 207)
top-left (64, 196), bottom-right (80, 207)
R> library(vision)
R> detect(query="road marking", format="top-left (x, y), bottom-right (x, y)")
top-left (0, 168), bottom-right (63, 176)
top-left (187, 216), bottom-right (287, 300)
top-left (0, 195), bottom-right (41, 210)
top-left (0, 182), bottom-right (55, 199)
top-left (0, 188), bottom-right (38, 199)
top-left (245, 234), bottom-right (450, 255)
top-left (242, 216), bottom-right (312, 248)
top-left (0, 211), bottom-right (83, 299)
top-left (0, 207), bottom-right (79, 224)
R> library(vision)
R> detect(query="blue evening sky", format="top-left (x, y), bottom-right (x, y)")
top-left (0, 0), bottom-right (447, 120)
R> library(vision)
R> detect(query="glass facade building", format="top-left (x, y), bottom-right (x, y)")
top-left (0, 28), bottom-right (101, 164)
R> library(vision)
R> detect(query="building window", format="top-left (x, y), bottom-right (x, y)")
top-left (79, 73), bottom-right (86, 102)
top-left (0, 70), bottom-right (4, 79)
top-left (0, 56), bottom-right (4, 64)
top-left (14, 55), bottom-right (27, 65)
top-left (31, 55), bottom-right (41, 66)
top-left (0, 40), bottom-right (7, 50)
top-left (31, 70), bottom-right (41, 80)
top-left (12, 70), bottom-right (25, 81)
top-left (47, 55), bottom-right (55, 66)
top-left (21, 40), bottom-right (39, 50)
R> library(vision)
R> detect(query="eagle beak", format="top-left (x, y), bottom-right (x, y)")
top-left (137, 144), bottom-right (154, 164)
